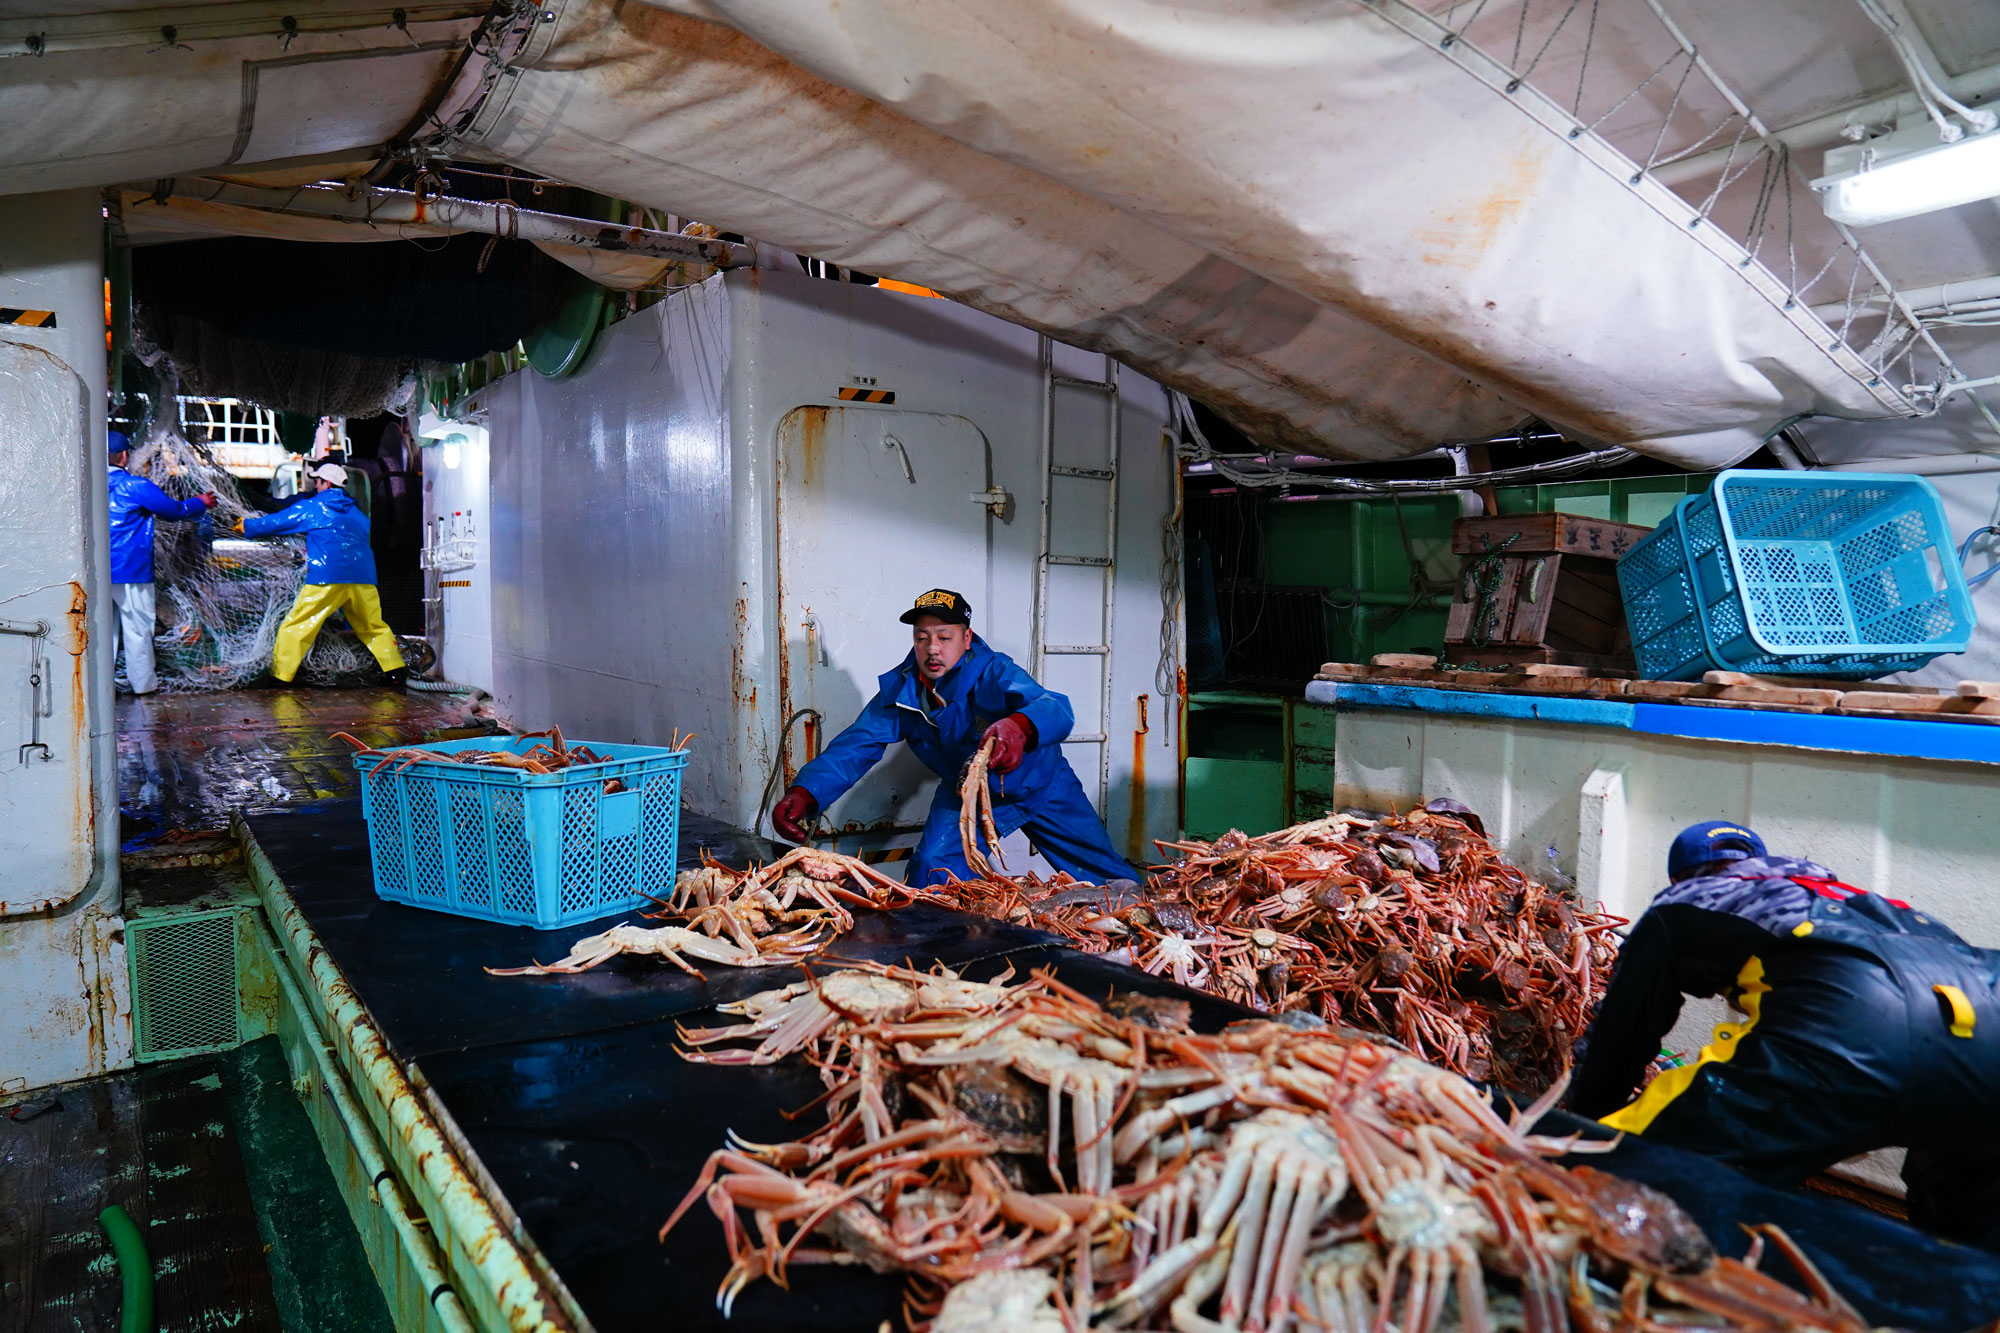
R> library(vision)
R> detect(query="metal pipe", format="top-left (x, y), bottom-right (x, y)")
top-left (1814, 273), bottom-right (2000, 319)
top-left (1764, 430), bottom-right (1810, 470)
top-left (242, 831), bottom-right (573, 1333)
top-left (1941, 373), bottom-right (2000, 398)
top-left (1823, 452), bottom-right (2000, 475)
top-left (1652, 58), bottom-right (2000, 186)
top-left (261, 921), bottom-right (475, 1333)
top-left (151, 179), bottom-right (757, 269)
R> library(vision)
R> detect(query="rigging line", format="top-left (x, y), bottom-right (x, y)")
top-left (1581, 48), bottom-right (1686, 135)
top-left (1655, 108), bottom-right (1750, 176)
top-left (1835, 251), bottom-right (1868, 346)
top-left (1741, 149), bottom-right (1782, 267)
top-left (1509, 0), bottom-right (1530, 71)
top-left (1641, 0), bottom-right (1954, 397)
top-left (1570, 0), bottom-right (1599, 116)
top-left (1442, 0), bottom-right (1498, 47)
top-left (1780, 144), bottom-right (1800, 296)
top-left (1643, 54), bottom-right (1700, 170)
top-left (1519, 0), bottom-right (1587, 82)
top-left (1693, 120), bottom-right (1757, 220)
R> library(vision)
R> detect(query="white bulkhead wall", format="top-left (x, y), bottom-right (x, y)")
top-left (419, 421), bottom-right (496, 692)
top-left (0, 189), bottom-right (131, 1090)
top-left (478, 268), bottom-right (1181, 861)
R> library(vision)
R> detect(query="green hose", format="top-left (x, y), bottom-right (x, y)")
top-left (97, 1205), bottom-right (154, 1333)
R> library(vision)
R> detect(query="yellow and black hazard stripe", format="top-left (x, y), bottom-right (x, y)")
top-left (0, 308), bottom-right (57, 329)
top-left (837, 386), bottom-right (895, 404)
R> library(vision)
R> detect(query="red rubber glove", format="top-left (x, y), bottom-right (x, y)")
top-left (982, 715), bottom-right (1035, 774)
top-left (199, 492), bottom-right (219, 509)
top-left (772, 785), bottom-right (818, 842)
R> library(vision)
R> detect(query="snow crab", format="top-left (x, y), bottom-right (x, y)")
top-left (483, 921), bottom-right (821, 980)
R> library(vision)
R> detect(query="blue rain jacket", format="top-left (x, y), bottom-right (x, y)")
top-left (243, 489), bottom-right (377, 584)
top-left (108, 466), bottom-right (208, 584)
top-left (795, 636), bottom-right (1138, 885)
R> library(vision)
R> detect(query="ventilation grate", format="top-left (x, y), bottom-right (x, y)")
top-left (130, 910), bottom-right (241, 1061)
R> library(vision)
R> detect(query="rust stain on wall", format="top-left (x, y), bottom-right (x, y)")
top-left (69, 582), bottom-right (91, 866)
top-left (1126, 693), bottom-right (1151, 864)
top-left (65, 581), bottom-right (88, 654)
top-left (731, 597), bottom-right (751, 707)
top-left (794, 404), bottom-right (829, 489)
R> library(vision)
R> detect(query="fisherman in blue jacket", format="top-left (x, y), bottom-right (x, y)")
top-left (240, 463), bottom-right (407, 686)
top-left (107, 429), bottom-right (215, 694)
top-left (771, 589), bottom-right (1139, 887)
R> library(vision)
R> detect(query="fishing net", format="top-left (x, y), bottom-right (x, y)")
top-left (124, 418), bottom-right (398, 692)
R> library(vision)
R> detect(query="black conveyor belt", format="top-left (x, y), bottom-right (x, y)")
top-left (250, 802), bottom-right (2000, 1331)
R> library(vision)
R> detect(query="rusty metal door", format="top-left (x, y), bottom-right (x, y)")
top-left (775, 406), bottom-right (991, 839)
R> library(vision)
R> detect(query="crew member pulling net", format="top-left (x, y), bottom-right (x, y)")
top-left (122, 418), bottom-right (399, 691)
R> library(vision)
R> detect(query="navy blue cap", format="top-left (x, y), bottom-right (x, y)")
top-left (108, 429), bottom-right (130, 457)
top-left (1667, 820), bottom-right (1766, 880)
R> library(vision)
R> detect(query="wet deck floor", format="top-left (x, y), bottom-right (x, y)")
top-left (117, 685), bottom-right (489, 849)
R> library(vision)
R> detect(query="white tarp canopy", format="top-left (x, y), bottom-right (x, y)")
top-left (2, 0), bottom-right (1991, 464)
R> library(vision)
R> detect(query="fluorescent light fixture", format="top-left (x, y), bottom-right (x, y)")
top-left (441, 433), bottom-right (465, 470)
top-left (1816, 121), bottom-right (2000, 227)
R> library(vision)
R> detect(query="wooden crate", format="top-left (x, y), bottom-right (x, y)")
top-left (1444, 514), bottom-right (1652, 670)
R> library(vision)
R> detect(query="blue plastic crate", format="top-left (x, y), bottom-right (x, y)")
top-left (1619, 470), bottom-right (1974, 680)
top-left (353, 735), bottom-right (687, 928)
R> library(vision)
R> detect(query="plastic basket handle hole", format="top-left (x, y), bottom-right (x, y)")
top-left (1694, 550), bottom-right (1732, 603)
top-left (600, 788), bottom-right (642, 840)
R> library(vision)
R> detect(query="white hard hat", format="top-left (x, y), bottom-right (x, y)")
top-left (312, 463), bottom-right (349, 486)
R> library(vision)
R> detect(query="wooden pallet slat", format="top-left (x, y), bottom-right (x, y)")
top-left (1318, 662), bottom-right (2000, 726)
top-left (1449, 512), bottom-right (1653, 558)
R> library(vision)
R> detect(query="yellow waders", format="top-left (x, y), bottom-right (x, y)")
top-left (271, 583), bottom-right (406, 682)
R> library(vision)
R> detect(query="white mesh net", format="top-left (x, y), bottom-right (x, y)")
top-left (125, 419), bottom-right (396, 691)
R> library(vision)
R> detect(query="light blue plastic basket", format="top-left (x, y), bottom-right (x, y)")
top-left (1619, 470), bottom-right (1975, 681)
top-left (353, 735), bottom-right (687, 928)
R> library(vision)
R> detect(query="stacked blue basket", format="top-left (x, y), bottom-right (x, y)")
top-left (1618, 470), bottom-right (1974, 681)
top-left (353, 735), bottom-right (688, 928)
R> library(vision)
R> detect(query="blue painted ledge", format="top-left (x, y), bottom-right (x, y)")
top-left (1304, 680), bottom-right (2000, 768)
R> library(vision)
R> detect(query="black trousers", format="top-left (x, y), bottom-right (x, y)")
top-left (1634, 940), bottom-right (2000, 1249)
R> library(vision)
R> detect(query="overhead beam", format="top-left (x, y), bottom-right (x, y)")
top-left (138, 179), bottom-right (757, 269)
top-left (1812, 272), bottom-right (2000, 319)
top-left (1652, 57), bottom-right (2000, 186)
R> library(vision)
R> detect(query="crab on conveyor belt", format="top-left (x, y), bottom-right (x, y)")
top-left (485, 847), bottom-right (941, 979)
top-left (928, 796), bottom-right (1622, 1094)
top-left (662, 961), bottom-right (1875, 1333)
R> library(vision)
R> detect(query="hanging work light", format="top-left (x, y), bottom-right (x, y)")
top-left (1815, 117), bottom-right (2000, 227)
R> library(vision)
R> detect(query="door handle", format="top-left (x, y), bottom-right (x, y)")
top-left (882, 434), bottom-right (916, 484)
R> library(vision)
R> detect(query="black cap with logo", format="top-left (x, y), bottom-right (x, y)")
top-left (899, 588), bottom-right (973, 626)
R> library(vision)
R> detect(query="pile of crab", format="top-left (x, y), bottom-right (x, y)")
top-left (661, 961), bottom-right (1872, 1333)
top-left (335, 725), bottom-right (695, 786)
top-left (487, 846), bottom-right (935, 978)
top-left (932, 802), bottom-right (1622, 1093)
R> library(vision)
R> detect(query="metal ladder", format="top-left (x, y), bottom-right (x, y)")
top-left (1030, 337), bottom-right (1120, 809)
